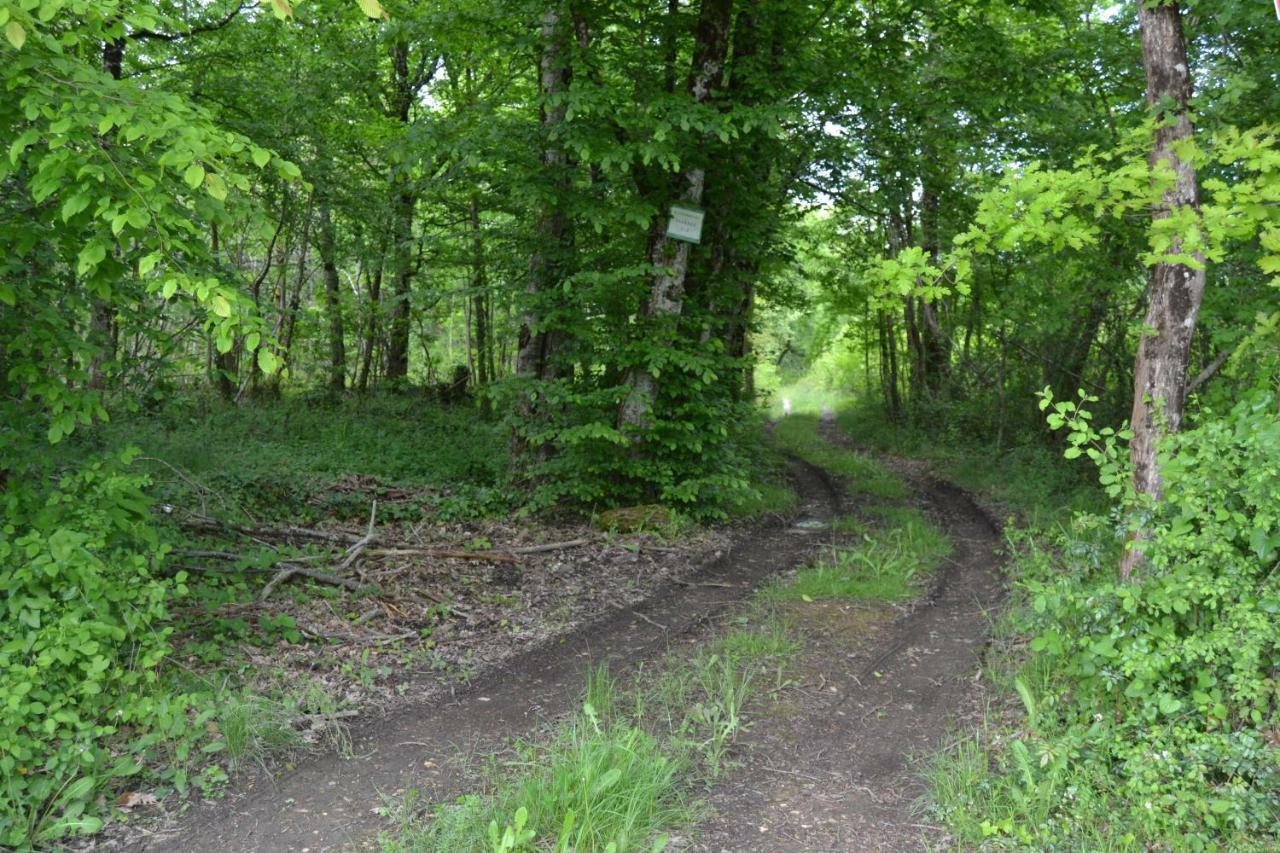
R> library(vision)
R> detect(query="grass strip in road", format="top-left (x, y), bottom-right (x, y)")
top-left (766, 506), bottom-right (950, 603)
top-left (771, 414), bottom-right (906, 500)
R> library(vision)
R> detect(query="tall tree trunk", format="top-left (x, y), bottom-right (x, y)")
top-left (618, 0), bottom-right (734, 432)
top-left (470, 195), bottom-right (490, 386)
top-left (274, 194), bottom-right (313, 393)
top-left (916, 186), bottom-right (949, 393)
top-left (384, 42), bottom-right (418, 385)
top-left (89, 35), bottom-right (126, 390)
top-left (318, 202), bottom-right (346, 392)
top-left (514, 3), bottom-right (576, 451)
top-left (1121, 0), bottom-right (1205, 579)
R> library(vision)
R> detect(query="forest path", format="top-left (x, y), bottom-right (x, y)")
top-left (140, 456), bottom-right (842, 853)
top-left (689, 423), bottom-right (1005, 852)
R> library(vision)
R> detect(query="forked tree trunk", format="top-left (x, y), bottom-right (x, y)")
top-left (357, 258), bottom-right (383, 392)
top-left (618, 0), bottom-right (734, 431)
top-left (1121, 0), bottom-right (1205, 579)
top-left (318, 202), bottom-right (346, 392)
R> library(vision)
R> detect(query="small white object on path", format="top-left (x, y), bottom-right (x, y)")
top-left (781, 398), bottom-right (792, 417)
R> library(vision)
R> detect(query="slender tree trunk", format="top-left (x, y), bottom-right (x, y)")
top-left (618, 0), bottom-right (734, 432)
top-left (1121, 0), bottom-right (1205, 579)
top-left (275, 194), bottom-right (313, 393)
top-left (916, 186), bottom-right (949, 393)
top-left (469, 194), bottom-right (490, 386)
top-left (89, 35), bottom-right (126, 390)
top-left (318, 202), bottom-right (346, 392)
top-left (385, 188), bottom-right (414, 383)
top-left (357, 258), bottom-right (383, 392)
top-left (384, 41), bottom-right (418, 385)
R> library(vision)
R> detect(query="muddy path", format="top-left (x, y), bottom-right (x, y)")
top-left (691, 425), bottom-right (1006, 852)
top-left (139, 457), bottom-right (841, 853)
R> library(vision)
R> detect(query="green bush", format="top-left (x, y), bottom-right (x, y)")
top-left (0, 451), bottom-right (175, 847)
top-left (943, 394), bottom-right (1280, 848)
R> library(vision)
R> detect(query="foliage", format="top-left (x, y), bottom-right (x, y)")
top-left (931, 395), bottom-right (1280, 849)
top-left (0, 452), bottom-right (172, 847)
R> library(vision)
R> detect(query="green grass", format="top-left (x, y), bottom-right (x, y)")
top-left (63, 393), bottom-right (510, 524)
top-left (834, 403), bottom-right (1100, 524)
top-left (768, 508), bottom-right (950, 602)
top-left (771, 413), bottom-right (907, 500)
top-left (725, 480), bottom-right (799, 520)
top-left (382, 609), bottom-right (799, 852)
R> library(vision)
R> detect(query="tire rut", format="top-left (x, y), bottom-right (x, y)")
top-left (140, 456), bottom-right (840, 853)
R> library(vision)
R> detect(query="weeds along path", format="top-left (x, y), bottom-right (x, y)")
top-left (141, 457), bottom-right (840, 853)
top-left (692, 423), bottom-right (1006, 852)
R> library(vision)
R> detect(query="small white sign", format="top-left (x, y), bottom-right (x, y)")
top-left (665, 204), bottom-right (705, 244)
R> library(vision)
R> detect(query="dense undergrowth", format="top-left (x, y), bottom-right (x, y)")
top-left (810, 387), bottom-right (1280, 849)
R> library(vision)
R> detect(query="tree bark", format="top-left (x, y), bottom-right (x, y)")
top-left (514, 3), bottom-right (575, 451)
top-left (383, 42), bottom-right (419, 385)
top-left (318, 202), bottom-right (346, 392)
top-left (1121, 0), bottom-right (1205, 579)
top-left (384, 188), bottom-right (414, 383)
top-left (618, 0), bottom-right (734, 432)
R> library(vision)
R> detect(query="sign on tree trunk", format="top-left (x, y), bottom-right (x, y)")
top-left (665, 204), bottom-right (705, 244)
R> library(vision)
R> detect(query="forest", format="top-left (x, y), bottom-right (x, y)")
top-left (2, 0), bottom-right (1279, 849)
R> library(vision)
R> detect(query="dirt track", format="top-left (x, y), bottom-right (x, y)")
top-left (137, 424), bottom-right (1005, 853)
top-left (691, 426), bottom-right (1005, 851)
top-left (139, 457), bottom-right (841, 852)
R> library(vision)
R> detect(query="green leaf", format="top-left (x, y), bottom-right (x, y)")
top-left (60, 193), bottom-right (91, 221)
top-left (210, 294), bottom-right (232, 318)
top-left (77, 242), bottom-right (107, 276)
top-left (5, 19), bottom-right (26, 50)
top-left (257, 348), bottom-right (280, 374)
top-left (250, 146), bottom-right (271, 168)
top-left (204, 172), bottom-right (228, 202)
top-left (184, 164), bottom-right (205, 189)
top-left (356, 0), bottom-right (383, 17)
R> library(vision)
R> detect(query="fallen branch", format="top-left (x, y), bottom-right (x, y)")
top-left (503, 537), bottom-right (594, 555)
top-left (260, 564), bottom-right (366, 601)
top-left (337, 500), bottom-right (379, 573)
top-left (363, 547), bottom-right (518, 563)
top-left (180, 516), bottom-right (364, 546)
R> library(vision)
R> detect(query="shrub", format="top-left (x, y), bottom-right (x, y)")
top-left (0, 451), bottom-right (175, 847)
top-left (952, 393), bottom-right (1280, 848)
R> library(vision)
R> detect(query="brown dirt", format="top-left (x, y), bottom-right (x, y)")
top-left (687, 424), bottom-right (1005, 852)
top-left (129, 456), bottom-right (843, 852)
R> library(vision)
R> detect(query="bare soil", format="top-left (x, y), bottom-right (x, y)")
top-left (687, 425), bottom-right (1005, 851)
top-left (130, 457), bottom-right (843, 852)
